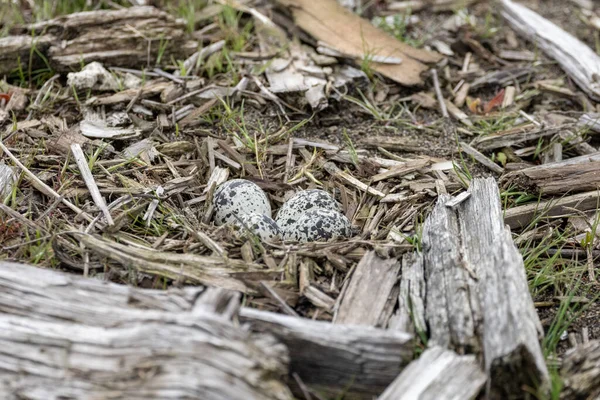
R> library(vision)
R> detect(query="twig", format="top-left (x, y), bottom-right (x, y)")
top-left (431, 69), bottom-right (448, 118)
top-left (0, 140), bottom-right (95, 224)
top-left (71, 144), bottom-right (114, 225)
top-left (259, 281), bottom-right (299, 317)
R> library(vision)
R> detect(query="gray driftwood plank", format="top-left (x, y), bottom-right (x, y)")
top-left (408, 178), bottom-right (549, 396)
top-left (333, 250), bottom-right (401, 327)
top-left (0, 263), bottom-right (291, 400)
top-left (560, 340), bottom-right (600, 400)
top-left (504, 191), bottom-right (600, 230)
top-left (240, 307), bottom-right (414, 399)
top-left (389, 252), bottom-right (426, 337)
top-left (0, 261), bottom-right (414, 400)
top-left (378, 346), bottom-right (486, 400)
top-left (503, 152), bottom-right (600, 195)
top-left (501, 0), bottom-right (600, 100)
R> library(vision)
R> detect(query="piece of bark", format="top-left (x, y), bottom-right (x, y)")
top-left (501, 0), bottom-right (600, 100)
top-left (460, 141), bottom-right (504, 174)
top-left (504, 190), bottom-right (600, 230)
top-left (0, 262), bottom-right (292, 400)
top-left (334, 250), bottom-right (401, 326)
top-left (240, 307), bottom-right (413, 399)
top-left (388, 252), bottom-right (426, 336)
top-left (0, 7), bottom-right (195, 75)
top-left (560, 340), bottom-right (600, 400)
top-left (411, 178), bottom-right (549, 396)
top-left (273, 0), bottom-right (442, 86)
top-left (503, 152), bottom-right (600, 195)
top-left (378, 346), bottom-right (486, 400)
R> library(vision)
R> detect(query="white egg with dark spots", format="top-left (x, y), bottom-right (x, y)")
top-left (282, 208), bottom-right (352, 243)
top-left (212, 179), bottom-right (271, 226)
top-left (276, 189), bottom-right (342, 232)
top-left (233, 213), bottom-right (281, 242)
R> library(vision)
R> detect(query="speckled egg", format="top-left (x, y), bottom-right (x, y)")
top-left (276, 189), bottom-right (342, 232)
top-left (281, 208), bottom-right (352, 243)
top-left (233, 213), bottom-right (281, 242)
top-left (213, 179), bottom-right (271, 226)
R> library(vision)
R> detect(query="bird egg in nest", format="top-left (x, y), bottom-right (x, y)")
top-left (233, 213), bottom-right (281, 242)
top-left (212, 179), bottom-right (271, 226)
top-left (276, 189), bottom-right (342, 232)
top-left (281, 208), bottom-right (352, 243)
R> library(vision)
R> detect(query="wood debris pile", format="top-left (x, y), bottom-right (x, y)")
top-left (2, 0), bottom-right (600, 398)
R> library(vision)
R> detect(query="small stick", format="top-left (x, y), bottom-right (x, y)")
top-left (0, 140), bottom-right (95, 223)
top-left (259, 281), bottom-right (299, 317)
top-left (431, 69), bottom-right (449, 118)
top-left (71, 144), bottom-right (114, 225)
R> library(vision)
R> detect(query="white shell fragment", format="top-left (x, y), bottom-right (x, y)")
top-left (234, 213), bottom-right (281, 242)
top-left (282, 208), bottom-right (352, 243)
top-left (213, 179), bottom-right (271, 226)
top-left (66, 62), bottom-right (120, 91)
top-left (276, 189), bottom-right (342, 232)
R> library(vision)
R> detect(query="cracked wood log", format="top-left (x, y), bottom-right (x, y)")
top-left (239, 308), bottom-right (413, 399)
top-left (0, 261), bottom-right (414, 400)
top-left (504, 190), bottom-right (600, 230)
top-left (0, 262), bottom-right (292, 400)
top-left (333, 250), bottom-right (401, 327)
top-left (396, 178), bottom-right (549, 397)
top-left (378, 346), bottom-right (486, 400)
top-left (560, 340), bottom-right (600, 400)
top-left (501, 0), bottom-right (600, 100)
top-left (0, 6), bottom-right (196, 75)
top-left (503, 152), bottom-right (600, 195)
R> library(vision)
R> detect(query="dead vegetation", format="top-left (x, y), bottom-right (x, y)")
top-left (1, 0), bottom-right (600, 398)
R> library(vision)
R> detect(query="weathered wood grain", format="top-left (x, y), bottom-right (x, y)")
top-left (378, 346), bottom-right (486, 400)
top-left (410, 178), bottom-right (549, 397)
top-left (0, 262), bottom-right (292, 400)
top-left (501, 0), bottom-right (600, 100)
top-left (561, 340), bottom-right (600, 400)
top-left (504, 191), bottom-right (600, 230)
top-left (503, 152), bottom-right (600, 195)
top-left (240, 307), bottom-right (413, 399)
top-left (0, 7), bottom-right (195, 75)
top-left (333, 250), bottom-right (401, 327)
top-left (0, 261), bottom-right (414, 400)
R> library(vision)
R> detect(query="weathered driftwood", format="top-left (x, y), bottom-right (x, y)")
top-left (501, 0), bottom-right (600, 100)
top-left (0, 261), bottom-right (414, 400)
top-left (0, 262), bottom-right (292, 400)
top-left (333, 250), bottom-right (401, 327)
top-left (407, 178), bottom-right (549, 396)
top-left (388, 252), bottom-right (426, 336)
top-left (503, 152), bottom-right (600, 195)
top-left (504, 191), bottom-right (600, 230)
top-left (378, 346), bottom-right (486, 400)
top-left (240, 308), bottom-right (413, 399)
top-left (0, 7), bottom-right (195, 75)
top-left (560, 340), bottom-right (600, 400)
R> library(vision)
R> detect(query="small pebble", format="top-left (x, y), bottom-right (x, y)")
top-left (213, 179), bottom-right (271, 225)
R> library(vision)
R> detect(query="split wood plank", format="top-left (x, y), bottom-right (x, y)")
top-left (406, 178), bottom-right (549, 396)
top-left (501, 0), bottom-right (600, 100)
top-left (0, 262), bottom-right (292, 400)
top-left (273, 0), bottom-right (442, 86)
top-left (388, 252), bottom-right (426, 336)
top-left (378, 346), bottom-right (486, 400)
top-left (0, 260), bottom-right (414, 400)
top-left (333, 250), bottom-right (401, 327)
top-left (503, 152), bottom-right (600, 195)
top-left (504, 190), bottom-right (600, 230)
top-left (240, 307), bottom-right (413, 399)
